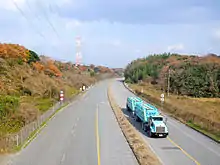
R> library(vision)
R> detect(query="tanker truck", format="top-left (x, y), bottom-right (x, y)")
top-left (134, 102), bottom-right (168, 138)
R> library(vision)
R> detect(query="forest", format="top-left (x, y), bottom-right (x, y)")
top-left (124, 53), bottom-right (220, 98)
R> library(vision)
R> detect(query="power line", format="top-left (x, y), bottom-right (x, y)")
top-left (36, 1), bottom-right (61, 40)
top-left (26, 0), bottom-right (42, 22)
top-left (11, 0), bottom-right (66, 57)
top-left (11, 0), bottom-right (46, 40)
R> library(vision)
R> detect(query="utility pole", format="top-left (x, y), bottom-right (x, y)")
top-left (167, 68), bottom-right (171, 97)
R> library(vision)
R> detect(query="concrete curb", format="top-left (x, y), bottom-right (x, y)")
top-left (123, 81), bottom-right (220, 144)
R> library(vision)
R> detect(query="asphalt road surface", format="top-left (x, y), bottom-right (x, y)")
top-left (111, 78), bottom-right (220, 165)
top-left (6, 80), bottom-right (138, 165)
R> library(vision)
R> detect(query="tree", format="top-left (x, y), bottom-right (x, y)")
top-left (28, 50), bottom-right (40, 64)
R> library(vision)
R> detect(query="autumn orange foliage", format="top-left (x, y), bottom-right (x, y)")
top-left (0, 43), bottom-right (29, 61)
top-left (32, 62), bottom-right (45, 71)
top-left (46, 60), bottom-right (62, 77)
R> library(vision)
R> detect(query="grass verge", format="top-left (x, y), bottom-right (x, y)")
top-left (126, 82), bottom-right (220, 143)
top-left (186, 121), bottom-right (220, 142)
top-left (107, 86), bottom-right (161, 165)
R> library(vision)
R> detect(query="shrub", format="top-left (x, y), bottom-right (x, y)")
top-left (0, 95), bottom-right (19, 119)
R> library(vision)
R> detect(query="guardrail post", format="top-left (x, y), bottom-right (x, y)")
top-left (16, 134), bottom-right (19, 147)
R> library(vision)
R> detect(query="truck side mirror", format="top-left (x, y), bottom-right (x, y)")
top-left (164, 117), bottom-right (168, 124)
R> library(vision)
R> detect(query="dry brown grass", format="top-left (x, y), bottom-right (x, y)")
top-left (130, 83), bottom-right (220, 139)
top-left (108, 86), bottom-right (161, 165)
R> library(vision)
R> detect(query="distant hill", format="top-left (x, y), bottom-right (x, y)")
top-left (124, 53), bottom-right (220, 98)
top-left (112, 68), bottom-right (124, 77)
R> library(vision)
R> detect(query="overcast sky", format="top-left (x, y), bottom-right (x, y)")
top-left (0, 0), bottom-right (220, 68)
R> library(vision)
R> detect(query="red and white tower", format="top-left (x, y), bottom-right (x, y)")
top-left (75, 36), bottom-right (82, 66)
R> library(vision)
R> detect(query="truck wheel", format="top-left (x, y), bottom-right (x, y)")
top-left (141, 123), bottom-right (144, 131)
top-left (126, 104), bottom-right (130, 111)
top-left (135, 115), bottom-right (140, 122)
top-left (142, 123), bottom-right (147, 132)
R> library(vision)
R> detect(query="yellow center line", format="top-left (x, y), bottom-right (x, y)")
top-left (96, 105), bottom-right (101, 165)
top-left (167, 137), bottom-right (201, 165)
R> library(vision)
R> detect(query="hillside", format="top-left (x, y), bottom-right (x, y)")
top-left (124, 53), bottom-right (220, 141)
top-left (125, 53), bottom-right (220, 98)
top-left (0, 43), bottom-right (113, 137)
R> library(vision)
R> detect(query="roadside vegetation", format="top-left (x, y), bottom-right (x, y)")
top-left (0, 43), bottom-right (114, 147)
top-left (124, 53), bottom-right (220, 141)
top-left (108, 86), bottom-right (161, 165)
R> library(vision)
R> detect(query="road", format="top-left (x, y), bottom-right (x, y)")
top-left (6, 80), bottom-right (138, 165)
top-left (111, 79), bottom-right (220, 165)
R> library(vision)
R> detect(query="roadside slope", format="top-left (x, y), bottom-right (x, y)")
top-left (111, 78), bottom-right (220, 165)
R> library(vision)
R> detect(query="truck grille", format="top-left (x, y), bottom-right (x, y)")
top-left (156, 126), bottom-right (165, 133)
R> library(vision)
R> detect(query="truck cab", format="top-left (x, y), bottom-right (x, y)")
top-left (148, 115), bottom-right (168, 138)
top-left (134, 102), bottom-right (168, 138)
top-left (126, 96), bottom-right (143, 114)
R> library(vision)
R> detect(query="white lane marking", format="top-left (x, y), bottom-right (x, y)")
top-left (124, 114), bottom-right (129, 118)
top-left (71, 118), bottom-right (79, 135)
top-left (168, 120), bottom-right (220, 157)
top-left (6, 160), bottom-right (13, 165)
top-left (61, 153), bottom-right (66, 163)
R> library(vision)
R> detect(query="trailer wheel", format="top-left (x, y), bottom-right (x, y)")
top-left (143, 123), bottom-right (147, 132)
top-left (141, 123), bottom-right (144, 131)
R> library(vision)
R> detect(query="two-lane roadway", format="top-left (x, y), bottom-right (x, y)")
top-left (111, 78), bottom-right (220, 165)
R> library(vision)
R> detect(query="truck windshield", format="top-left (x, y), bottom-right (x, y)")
top-left (153, 117), bottom-right (163, 121)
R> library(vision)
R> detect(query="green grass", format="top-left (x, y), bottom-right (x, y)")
top-left (65, 87), bottom-right (79, 98)
top-left (0, 97), bottom-right (53, 135)
top-left (35, 98), bottom-right (54, 112)
top-left (0, 119), bottom-right (24, 135)
top-left (187, 121), bottom-right (220, 142)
